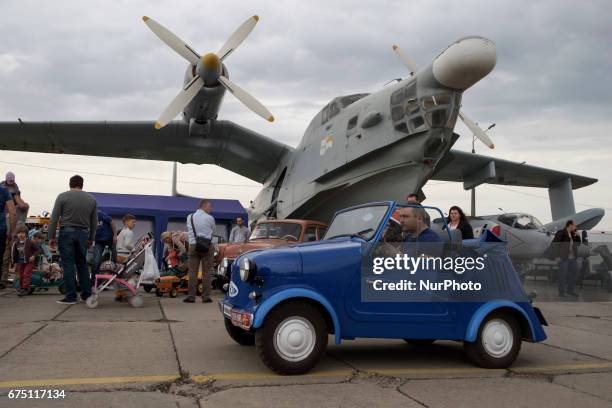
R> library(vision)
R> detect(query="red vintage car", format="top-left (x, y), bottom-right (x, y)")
top-left (214, 219), bottom-right (328, 286)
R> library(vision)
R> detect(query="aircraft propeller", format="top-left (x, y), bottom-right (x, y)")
top-left (392, 44), bottom-right (494, 149)
top-left (143, 15), bottom-right (274, 129)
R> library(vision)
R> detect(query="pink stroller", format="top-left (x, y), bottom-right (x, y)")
top-left (86, 233), bottom-right (154, 309)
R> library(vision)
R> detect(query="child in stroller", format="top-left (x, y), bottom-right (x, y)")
top-left (86, 233), bottom-right (154, 308)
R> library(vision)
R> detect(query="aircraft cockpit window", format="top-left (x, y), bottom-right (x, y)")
top-left (391, 88), bottom-right (404, 105)
top-left (434, 94), bottom-right (451, 105)
top-left (391, 106), bottom-right (404, 122)
top-left (347, 115), bottom-right (358, 129)
top-left (405, 99), bottom-right (419, 115)
top-left (321, 106), bottom-right (329, 124)
top-left (340, 94), bottom-right (369, 108)
top-left (329, 102), bottom-right (340, 118)
top-left (498, 214), bottom-right (516, 227)
top-left (404, 82), bottom-right (416, 99)
top-left (421, 94), bottom-right (451, 110)
top-left (515, 214), bottom-right (541, 230)
top-left (394, 122), bottom-right (409, 134)
top-left (409, 116), bottom-right (426, 131)
top-left (426, 109), bottom-right (447, 128)
top-left (321, 102), bottom-right (340, 124)
top-left (422, 96), bottom-right (437, 110)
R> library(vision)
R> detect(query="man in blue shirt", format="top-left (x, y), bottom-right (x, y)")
top-left (0, 185), bottom-right (17, 289)
top-left (92, 210), bottom-right (117, 280)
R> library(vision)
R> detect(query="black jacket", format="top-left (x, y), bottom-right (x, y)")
top-left (551, 229), bottom-right (581, 260)
top-left (446, 220), bottom-right (474, 240)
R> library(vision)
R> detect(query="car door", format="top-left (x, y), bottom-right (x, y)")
top-left (343, 208), bottom-right (455, 338)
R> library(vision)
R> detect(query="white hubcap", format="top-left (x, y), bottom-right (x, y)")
top-left (274, 317), bottom-right (316, 362)
top-left (482, 318), bottom-right (513, 358)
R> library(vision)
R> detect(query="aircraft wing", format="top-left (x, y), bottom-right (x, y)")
top-left (0, 120), bottom-right (291, 183)
top-left (433, 149), bottom-right (597, 190)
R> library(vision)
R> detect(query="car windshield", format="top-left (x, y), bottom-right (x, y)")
top-left (250, 223), bottom-right (302, 241)
top-left (324, 205), bottom-right (389, 240)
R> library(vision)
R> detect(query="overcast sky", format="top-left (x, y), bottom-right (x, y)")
top-left (1, 0), bottom-right (611, 230)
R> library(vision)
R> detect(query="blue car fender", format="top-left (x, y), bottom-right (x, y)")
top-left (465, 300), bottom-right (542, 342)
top-left (252, 288), bottom-right (343, 344)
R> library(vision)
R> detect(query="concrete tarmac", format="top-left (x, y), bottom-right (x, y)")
top-left (0, 287), bottom-right (611, 407)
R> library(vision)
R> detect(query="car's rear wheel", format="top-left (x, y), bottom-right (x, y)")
top-left (403, 339), bottom-right (435, 346)
top-left (224, 318), bottom-right (255, 346)
top-left (255, 302), bottom-right (328, 375)
top-left (464, 312), bottom-right (521, 368)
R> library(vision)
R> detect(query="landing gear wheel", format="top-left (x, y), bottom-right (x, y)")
top-left (143, 285), bottom-right (153, 293)
top-left (197, 282), bottom-right (203, 296)
top-left (255, 301), bottom-right (327, 375)
top-left (464, 312), bottom-right (521, 369)
top-left (224, 318), bottom-right (255, 346)
top-left (85, 295), bottom-right (99, 309)
top-left (169, 287), bottom-right (178, 298)
top-left (58, 284), bottom-right (66, 295)
top-left (155, 289), bottom-right (164, 297)
top-left (403, 339), bottom-right (435, 346)
top-left (128, 295), bottom-right (143, 308)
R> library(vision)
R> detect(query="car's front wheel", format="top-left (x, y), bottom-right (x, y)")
top-left (464, 312), bottom-right (521, 368)
top-left (224, 318), bottom-right (255, 346)
top-left (255, 302), bottom-right (328, 375)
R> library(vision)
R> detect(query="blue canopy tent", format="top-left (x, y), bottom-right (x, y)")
top-left (91, 192), bottom-right (247, 264)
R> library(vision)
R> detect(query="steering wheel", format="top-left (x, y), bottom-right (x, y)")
top-left (281, 234), bottom-right (298, 241)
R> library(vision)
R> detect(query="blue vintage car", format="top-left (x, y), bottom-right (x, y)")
top-left (219, 202), bottom-right (548, 375)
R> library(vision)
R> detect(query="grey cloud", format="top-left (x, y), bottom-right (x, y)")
top-left (0, 0), bottom-right (611, 228)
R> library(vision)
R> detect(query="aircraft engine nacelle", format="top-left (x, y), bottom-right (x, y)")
top-left (432, 36), bottom-right (497, 90)
top-left (182, 64), bottom-right (228, 123)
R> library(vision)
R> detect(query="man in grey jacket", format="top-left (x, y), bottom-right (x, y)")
top-left (49, 175), bottom-right (97, 304)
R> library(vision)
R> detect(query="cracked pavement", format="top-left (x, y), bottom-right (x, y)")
top-left (0, 288), bottom-right (611, 407)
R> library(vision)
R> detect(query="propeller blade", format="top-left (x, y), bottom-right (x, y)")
top-left (459, 111), bottom-right (495, 149)
top-left (392, 44), bottom-right (419, 74)
top-left (218, 76), bottom-right (274, 122)
top-left (143, 16), bottom-right (200, 65)
top-left (218, 15), bottom-right (260, 61)
top-left (155, 76), bottom-right (204, 129)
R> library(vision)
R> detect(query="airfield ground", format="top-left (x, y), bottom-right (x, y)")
top-left (0, 286), bottom-right (611, 407)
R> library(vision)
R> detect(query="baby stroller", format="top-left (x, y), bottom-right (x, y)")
top-left (86, 233), bottom-right (155, 309)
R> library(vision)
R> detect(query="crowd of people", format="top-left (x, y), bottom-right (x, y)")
top-left (0, 175), bottom-right (587, 302)
top-left (0, 173), bottom-right (227, 305)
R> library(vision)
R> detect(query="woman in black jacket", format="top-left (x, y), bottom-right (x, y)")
top-left (446, 206), bottom-right (474, 240)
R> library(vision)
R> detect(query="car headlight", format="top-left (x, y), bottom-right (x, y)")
top-left (218, 257), bottom-right (232, 277)
top-left (239, 257), bottom-right (256, 282)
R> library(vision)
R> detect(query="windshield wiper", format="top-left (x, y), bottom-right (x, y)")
top-left (327, 228), bottom-right (374, 240)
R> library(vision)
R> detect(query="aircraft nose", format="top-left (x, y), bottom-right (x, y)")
top-left (432, 36), bottom-right (497, 90)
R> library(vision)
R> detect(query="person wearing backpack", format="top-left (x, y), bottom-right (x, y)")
top-left (184, 199), bottom-right (215, 303)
